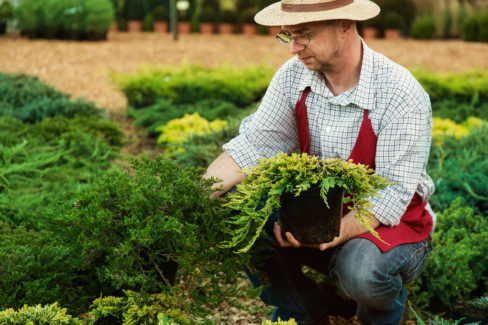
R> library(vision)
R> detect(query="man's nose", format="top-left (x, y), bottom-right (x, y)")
top-left (290, 40), bottom-right (305, 55)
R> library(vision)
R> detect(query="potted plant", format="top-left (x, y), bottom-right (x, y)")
top-left (383, 11), bottom-right (404, 39)
top-left (199, 6), bottom-right (216, 34)
top-left (152, 5), bottom-right (168, 33)
top-left (0, 0), bottom-right (13, 35)
top-left (240, 7), bottom-right (258, 35)
top-left (360, 14), bottom-right (381, 39)
top-left (84, 0), bottom-right (114, 41)
top-left (177, 0), bottom-right (192, 34)
top-left (125, 0), bottom-right (144, 32)
top-left (222, 153), bottom-right (391, 253)
top-left (218, 8), bottom-right (237, 34)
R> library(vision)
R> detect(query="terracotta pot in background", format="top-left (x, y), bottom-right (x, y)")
top-left (178, 22), bottom-right (192, 34)
top-left (384, 28), bottom-right (401, 39)
top-left (154, 21), bottom-right (168, 33)
top-left (127, 21), bottom-right (143, 32)
top-left (109, 21), bottom-right (119, 33)
top-left (268, 25), bottom-right (282, 35)
top-left (242, 23), bottom-right (257, 35)
top-left (361, 27), bottom-right (378, 39)
top-left (219, 23), bottom-right (234, 34)
top-left (199, 23), bottom-right (214, 34)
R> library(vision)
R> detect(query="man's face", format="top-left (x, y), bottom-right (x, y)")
top-left (282, 20), bottom-right (342, 73)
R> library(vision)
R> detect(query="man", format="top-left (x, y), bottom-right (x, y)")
top-left (205, 0), bottom-right (435, 324)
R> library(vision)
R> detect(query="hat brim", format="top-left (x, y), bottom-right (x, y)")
top-left (255, 0), bottom-right (380, 26)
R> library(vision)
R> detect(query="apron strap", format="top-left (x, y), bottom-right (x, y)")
top-left (295, 86), bottom-right (311, 153)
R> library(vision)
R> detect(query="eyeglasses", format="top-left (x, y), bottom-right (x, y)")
top-left (276, 21), bottom-right (335, 45)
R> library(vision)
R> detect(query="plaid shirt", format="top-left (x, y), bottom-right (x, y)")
top-left (223, 41), bottom-right (436, 228)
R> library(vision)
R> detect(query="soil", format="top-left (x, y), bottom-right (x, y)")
top-left (1, 31), bottom-right (485, 324)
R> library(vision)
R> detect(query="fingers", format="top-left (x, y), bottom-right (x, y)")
top-left (273, 222), bottom-right (303, 248)
top-left (273, 222), bottom-right (291, 247)
top-left (285, 231), bottom-right (302, 248)
top-left (274, 222), bottom-right (340, 250)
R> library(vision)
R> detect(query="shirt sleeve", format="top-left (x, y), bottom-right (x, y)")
top-left (222, 66), bottom-right (300, 169)
top-left (369, 89), bottom-right (433, 227)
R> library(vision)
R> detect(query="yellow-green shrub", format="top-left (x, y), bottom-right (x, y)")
top-left (90, 290), bottom-right (190, 325)
top-left (432, 116), bottom-right (485, 144)
top-left (262, 318), bottom-right (298, 325)
top-left (0, 302), bottom-right (81, 325)
top-left (156, 113), bottom-right (228, 156)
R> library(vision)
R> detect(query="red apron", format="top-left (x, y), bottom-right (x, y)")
top-left (295, 87), bottom-right (433, 252)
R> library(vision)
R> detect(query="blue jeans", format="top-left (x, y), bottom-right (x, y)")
top-left (244, 213), bottom-right (431, 325)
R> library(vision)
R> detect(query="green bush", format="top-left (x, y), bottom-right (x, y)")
top-left (407, 199), bottom-right (488, 314)
top-left (84, 0), bottom-right (115, 34)
top-left (14, 0), bottom-right (114, 39)
top-left (375, 0), bottom-right (415, 28)
top-left (56, 155), bottom-right (244, 314)
top-left (0, 116), bottom-right (122, 229)
top-left (127, 99), bottom-right (251, 138)
top-left (413, 70), bottom-right (488, 122)
top-left (219, 9), bottom-right (238, 24)
top-left (199, 6), bottom-right (217, 23)
top-left (153, 5), bottom-right (168, 22)
top-left (167, 106), bottom-right (255, 167)
top-left (0, 222), bottom-right (106, 315)
top-left (90, 290), bottom-right (190, 325)
top-left (0, 0), bottom-right (13, 23)
top-left (479, 10), bottom-right (488, 42)
top-left (462, 12), bottom-right (480, 42)
top-left (125, 0), bottom-right (145, 21)
top-left (113, 64), bottom-right (274, 108)
top-left (383, 11), bottom-right (405, 29)
top-left (240, 7), bottom-right (258, 24)
top-left (0, 302), bottom-right (82, 325)
top-left (410, 14), bottom-right (437, 39)
top-left (428, 125), bottom-right (488, 217)
top-left (143, 12), bottom-right (154, 31)
top-left (0, 73), bottom-right (102, 123)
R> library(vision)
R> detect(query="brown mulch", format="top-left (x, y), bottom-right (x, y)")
top-left (1, 31), bottom-right (486, 324)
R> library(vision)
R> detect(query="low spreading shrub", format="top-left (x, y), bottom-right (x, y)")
top-left (112, 64), bottom-right (273, 108)
top-left (0, 302), bottom-right (81, 325)
top-left (14, 0), bottom-right (114, 40)
top-left (169, 119), bottom-right (241, 168)
top-left (54, 155), bottom-right (247, 316)
top-left (0, 221), bottom-right (105, 315)
top-left (90, 290), bottom-right (190, 325)
top-left (428, 125), bottom-right (488, 217)
top-left (461, 10), bottom-right (488, 43)
top-left (432, 117), bottom-right (485, 144)
top-left (407, 199), bottom-right (488, 315)
top-left (414, 70), bottom-right (488, 122)
top-left (127, 99), bottom-right (245, 138)
top-left (156, 113), bottom-right (228, 157)
top-left (410, 14), bottom-right (437, 39)
top-left (0, 116), bottom-right (122, 229)
top-left (0, 73), bottom-right (102, 123)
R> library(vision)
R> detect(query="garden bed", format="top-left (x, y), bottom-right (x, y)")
top-left (1, 32), bottom-right (487, 325)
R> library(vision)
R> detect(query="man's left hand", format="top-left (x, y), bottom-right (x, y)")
top-left (273, 222), bottom-right (344, 251)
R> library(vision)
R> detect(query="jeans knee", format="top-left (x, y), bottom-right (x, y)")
top-left (331, 240), bottom-right (403, 309)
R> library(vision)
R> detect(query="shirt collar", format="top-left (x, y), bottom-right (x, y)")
top-left (297, 39), bottom-right (377, 110)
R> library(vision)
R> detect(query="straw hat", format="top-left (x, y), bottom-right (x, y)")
top-left (255, 0), bottom-right (380, 26)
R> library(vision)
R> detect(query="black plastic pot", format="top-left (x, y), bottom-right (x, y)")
top-left (0, 23), bottom-right (6, 35)
top-left (278, 185), bottom-right (344, 244)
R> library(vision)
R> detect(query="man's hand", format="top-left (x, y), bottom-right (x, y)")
top-left (273, 210), bottom-right (381, 251)
top-left (273, 222), bottom-right (343, 251)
